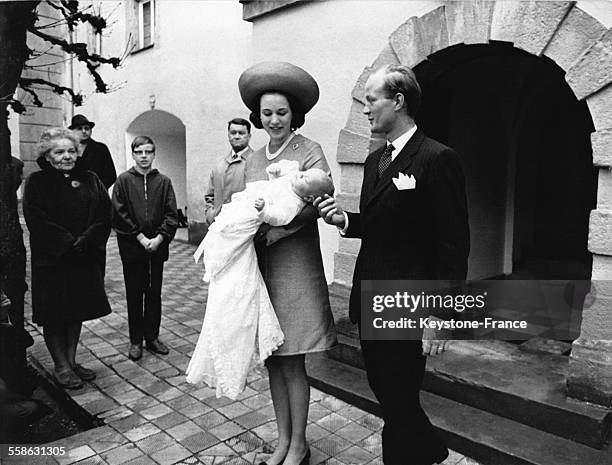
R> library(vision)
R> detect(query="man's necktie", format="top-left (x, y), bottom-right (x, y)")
top-left (377, 144), bottom-right (395, 178)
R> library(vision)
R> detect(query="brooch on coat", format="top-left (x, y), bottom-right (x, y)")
top-left (71, 180), bottom-right (81, 188)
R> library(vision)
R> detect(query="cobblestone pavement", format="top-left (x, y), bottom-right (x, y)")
top-left (8, 232), bottom-right (478, 465)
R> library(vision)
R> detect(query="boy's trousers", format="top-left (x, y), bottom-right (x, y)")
top-left (122, 259), bottom-right (164, 344)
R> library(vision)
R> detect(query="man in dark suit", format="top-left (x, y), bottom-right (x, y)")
top-left (316, 65), bottom-right (469, 465)
top-left (70, 114), bottom-right (117, 189)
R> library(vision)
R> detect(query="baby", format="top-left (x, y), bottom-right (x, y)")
top-left (186, 161), bottom-right (333, 399)
top-left (198, 160), bottom-right (333, 278)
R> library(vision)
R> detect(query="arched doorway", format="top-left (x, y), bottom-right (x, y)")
top-left (126, 110), bottom-right (187, 224)
top-left (333, 1), bottom-right (612, 405)
top-left (414, 43), bottom-right (598, 281)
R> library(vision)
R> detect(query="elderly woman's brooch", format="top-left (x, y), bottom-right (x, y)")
top-left (71, 180), bottom-right (81, 188)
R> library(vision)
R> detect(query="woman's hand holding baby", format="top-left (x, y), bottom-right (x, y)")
top-left (266, 164), bottom-right (282, 178)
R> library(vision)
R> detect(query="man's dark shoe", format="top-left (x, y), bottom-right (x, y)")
top-left (128, 343), bottom-right (143, 361)
top-left (146, 339), bottom-right (169, 355)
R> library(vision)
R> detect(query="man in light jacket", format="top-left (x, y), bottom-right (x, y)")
top-left (204, 118), bottom-right (253, 226)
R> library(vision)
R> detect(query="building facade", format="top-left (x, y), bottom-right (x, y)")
top-left (33, 0), bottom-right (612, 409)
top-left (72, 0), bottom-right (253, 238)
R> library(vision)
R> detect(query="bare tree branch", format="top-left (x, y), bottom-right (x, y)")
top-left (28, 27), bottom-right (121, 68)
top-left (19, 76), bottom-right (83, 106)
top-left (20, 86), bottom-right (44, 107)
top-left (25, 56), bottom-right (74, 68)
top-left (35, 0), bottom-right (93, 30)
top-left (55, 0), bottom-right (106, 33)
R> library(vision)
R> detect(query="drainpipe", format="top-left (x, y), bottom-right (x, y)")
top-left (68, 28), bottom-right (75, 122)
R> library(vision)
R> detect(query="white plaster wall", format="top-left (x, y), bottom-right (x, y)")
top-left (154, 133), bottom-right (187, 212)
top-left (75, 0), bottom-right (252, 220)
top-left (9, 111), bottom-right (20, 159)
top-left (249, 0), bottom-right (442, 281)
top-left (8, 111), bottom-right (22, 198)
top-left (577, 0), bottom-right (612, 27)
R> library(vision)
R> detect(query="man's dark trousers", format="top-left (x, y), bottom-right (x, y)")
top-left (122, 260), bottom-right (164, 344)
top-left (361, 339), bottom-right (445, 465)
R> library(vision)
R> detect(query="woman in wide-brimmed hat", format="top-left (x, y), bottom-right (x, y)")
top-left (238, 62), bottom-right (337, 465)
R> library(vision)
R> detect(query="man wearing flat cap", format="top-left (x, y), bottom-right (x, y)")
top-left (70, 114), bottom-right (117, 189)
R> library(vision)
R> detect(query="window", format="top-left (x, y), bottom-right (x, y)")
top-left (137, 0), bottom-right (154, 49)
top-left (94, 30), bottom-right (103, 55)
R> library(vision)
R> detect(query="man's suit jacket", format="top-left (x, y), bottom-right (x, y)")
top-left (345, 129), bottom-right (470, 323)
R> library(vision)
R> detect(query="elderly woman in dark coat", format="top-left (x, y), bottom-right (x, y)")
top-left (23, 128), bottom-right (112, 390)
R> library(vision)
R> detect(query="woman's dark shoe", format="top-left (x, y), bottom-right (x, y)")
top-left (53, 368), bottom-right (83, 390)
top-left (146, 338), bottom-right (169, 355)
top-left (262, 448), bottom-right (309, 465)
top-left (258, 450), bottom-right (289, 465)
top-left (128, 343), bottom-right (143, 360)
top-left (72, 364), bottom-right (96, 381)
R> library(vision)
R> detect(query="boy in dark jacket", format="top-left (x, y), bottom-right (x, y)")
top-left (112, 136), bottom-right (178, 360)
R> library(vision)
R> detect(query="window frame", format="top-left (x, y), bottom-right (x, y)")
top-left (137, 0), bottom-right (155, 50)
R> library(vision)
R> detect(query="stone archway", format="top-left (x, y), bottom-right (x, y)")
top-left (334, 1), bottom-right (612, 406)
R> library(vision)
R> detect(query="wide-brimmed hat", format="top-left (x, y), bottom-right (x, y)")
top-left (68, 114), bottom-right (95, 129)
top-left (238, 62), bottom-right (319, 114)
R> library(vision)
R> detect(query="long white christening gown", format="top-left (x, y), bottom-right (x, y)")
top-left (186, 162), bottom-right (305, 399)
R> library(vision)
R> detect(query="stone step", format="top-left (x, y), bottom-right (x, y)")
top-left (329, 333), bottom-right (365, 368)
top-left (306, 354), bottom-right (612, 465)
top-left (328, 336), bottom-right (611, 448)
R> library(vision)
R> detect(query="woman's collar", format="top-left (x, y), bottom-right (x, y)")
top-left (266, 132), bottom-right (297, 160)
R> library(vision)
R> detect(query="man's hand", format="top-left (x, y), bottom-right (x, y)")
top-left (422, 317), bottom-right (449, 356)
top-left (254, 198), bottom-right (265, 211)
top-left (0, 291), bottom-right (12, 327)
top-left (314, 194), bottom-right (346, 228)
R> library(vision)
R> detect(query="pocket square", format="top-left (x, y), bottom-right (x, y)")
top-left (392, 172), bottom-right (416, 190)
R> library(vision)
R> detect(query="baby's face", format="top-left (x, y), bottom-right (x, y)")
top-left (290, 169), bottom-right (323, 198)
